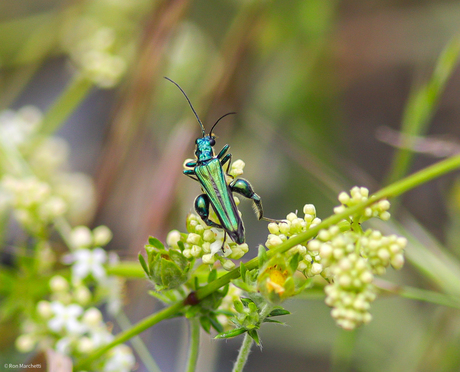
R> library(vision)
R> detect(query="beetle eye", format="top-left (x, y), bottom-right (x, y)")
top-left (209, 138), bottom-right (215, 146)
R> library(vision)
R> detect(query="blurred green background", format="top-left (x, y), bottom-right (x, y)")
top-left (2, 0), bottom-right (460, 371)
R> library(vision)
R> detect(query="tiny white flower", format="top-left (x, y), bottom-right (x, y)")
top-left (70, 226), bottom-right (93, 248)
top-left (209, 229), bottom-right (224, 255)
top-left (103, 344), bottom-right (135, 372)
top-left (69, 248), bottom-right (108, 282)
top-left (48, 302), bottom-right (84, 334)
top-left (93, 225), bottom-right (113, 246)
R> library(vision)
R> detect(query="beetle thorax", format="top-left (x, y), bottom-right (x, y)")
top-left (195, 137), bottom-right (215, 162)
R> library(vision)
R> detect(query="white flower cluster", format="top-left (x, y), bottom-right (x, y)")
top-left (63, 225), bottom-right (124, 315)
top-left (265, 204), bottom-right (322, 277)
top-left (16, 293), bottom-right (134, 372)
top-left (0, 107), bottom-right (96, 232)
top-left (1, 175), bottom-right (67, 234)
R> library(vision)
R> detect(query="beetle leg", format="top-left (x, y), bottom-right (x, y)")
top-left (184, 169), bottom-right (199, 182)
top-left (216, 144), bottom-right (230, 160)
top-left (195, 194), bottom-right (223, 229)
top-left (230, 178), bottom-right (279, 222)
top-left (221, 153), bottom-right (233, 175)
top-left (221, 231), bottom-right (227, 252)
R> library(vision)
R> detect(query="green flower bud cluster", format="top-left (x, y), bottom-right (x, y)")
top-left (360, 230), bottom-right (406, 275)
top-left (309, 187), bottom-right (406, 329)
top-left (139, 237), bottom-right (191, 291)
top-left (324, 253), bottom-right (375, 330)
top-left (334, 186), bottom-right (391, 223)
top-left (265, 204), bottom-right (322, 277)
top-left (266, 186), bottom-right (406, 330)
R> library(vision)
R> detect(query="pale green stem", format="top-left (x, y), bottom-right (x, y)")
top-left (232, 333), bottom-right (253, 372)
top-left (115, 311), bottom-right (162, 372)
top-left (185, 318), bottom-right (200, 372)
top-left (232, 303), bottom-right (273, 372)
top-left (106, 262), bottom-right (147, 279)
top-left (331, 328), bottom-right (357, 372)
top-left (39, 74), bottom-right (93, 136)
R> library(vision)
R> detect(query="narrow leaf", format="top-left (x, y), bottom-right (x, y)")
top-left (208, 269), bottom-right (217, 283)
top-left (138, 253), bottom-right (149, 277)
top-left (248, 330), bottom-right (260, 345)
top-left (215, 328), bottom-right (246, 339)
top-left (200, 316), bottom-right (211, 333)
top-left (148, 236), bottom-right (165, 250)
top-left (268, 308), bottom-right (291, 317)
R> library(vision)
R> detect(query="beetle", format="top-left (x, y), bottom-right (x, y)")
top-left (165, 77), bottom-right (275, 245)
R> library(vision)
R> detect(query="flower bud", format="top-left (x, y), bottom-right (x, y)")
top-left (93, 225), bottom-right (113, 246)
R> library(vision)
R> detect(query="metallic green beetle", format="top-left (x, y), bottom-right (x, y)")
top-left (165, 77), bottom-right (272, 245)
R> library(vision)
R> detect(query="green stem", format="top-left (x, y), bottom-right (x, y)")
top-left (232, 303), bottom-right (273, 372)
top-left (232, 332), bottom-right (253, 372)
top-left (74, 301), bottom-right (184, 371)
top-left (106, 262), bottom-right (146, 279)
top-left (39, 75), bottom-right (93, 136)
top-left (331, 328), bottom-right (357, 372)
top-left (185, 318), bottom-right (200, 372)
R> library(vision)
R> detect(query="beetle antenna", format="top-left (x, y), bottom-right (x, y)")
top-left (164, 77), bottom-right (206, 136)
top-left (209, 112), bottom-right (236, 136)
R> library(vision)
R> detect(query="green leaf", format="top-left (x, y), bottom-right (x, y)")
top-left (208, 269), bottom-right (217, 283)
top-left (248, 329), bottom-right (260, 345)
top-left (263, 319), bottom-right (285, 324)
top-left (234, 299), bottom-right (244, 313)
top-left (214, 309), bottom-right (235, 317)
top-left (138, 253), bottom-right (149, 277)
top-left (209, 314), bottom-right (224, 333)
top-left (200, 316), bottom-right (211, 333)
top-left (289, 252), bottom-right (301, 272)
top-left (268, 308), bottom-right (291, 317)
top-left (148, 236), bottom-right (165, 250)
top-left (240, 262), bottom-right (248, 281)
top-left (215, 328), bottom-right (246, 339)
top-left (240, 298), bottom-right (254, 307)
top-left (147, 290), bottom-right (169, 303)
top-left (177, 240), bottom-right (185, 252)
